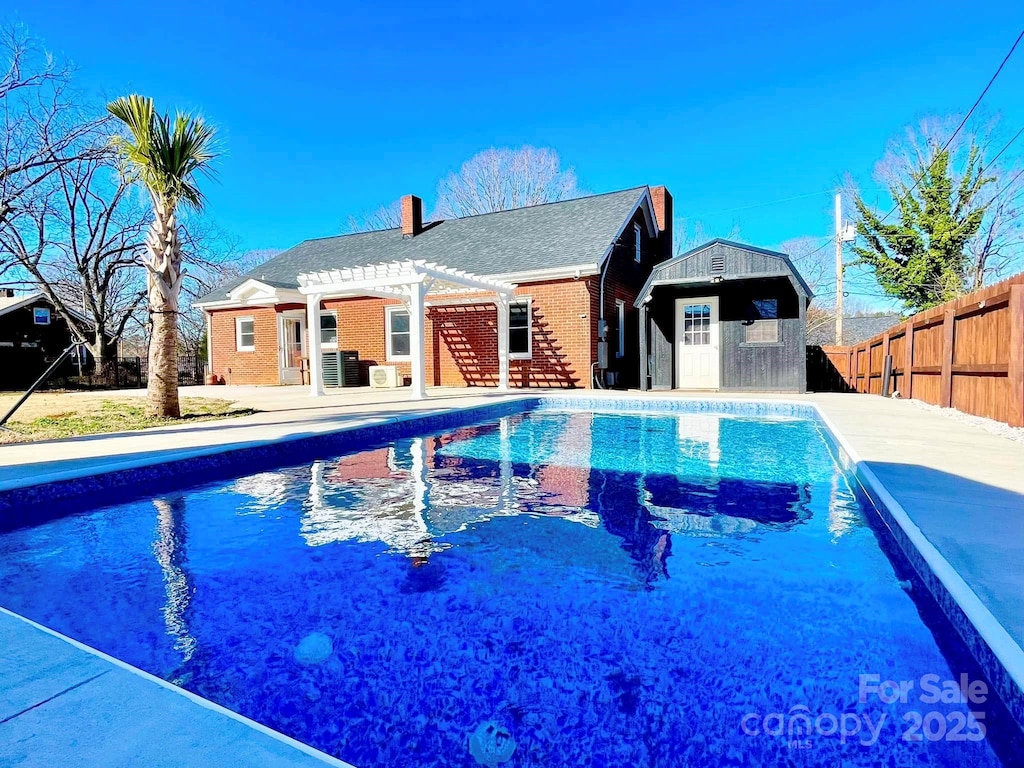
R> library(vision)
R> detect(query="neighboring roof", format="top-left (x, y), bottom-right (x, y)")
top-left (0, 292), bottom-right (113, 335)
top-left (196, 187), bottom-right (649, 305)
top-left (635, 239), bottom-right (815, 306)
top-left (807, 314), bottom-right (902, 347)
top-left (0, 292), bottom-right (46, 317)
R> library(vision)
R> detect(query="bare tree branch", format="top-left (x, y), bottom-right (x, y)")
top-left (344, 200), bottom-right (401, 233)
top-left (433, 146), bottom-right (581, 219)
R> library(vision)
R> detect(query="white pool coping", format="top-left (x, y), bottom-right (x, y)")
top-left (809, 404), bottom-right (1024, 708)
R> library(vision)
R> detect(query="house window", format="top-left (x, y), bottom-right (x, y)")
top-left (386, 306), bottom-right (411, 361)
top-left (236, 317), bottom-right (255, 351)
top-left (33, 307), bottom-right (51, 325)
top-left (745, 299), bottom-right (779, 343)
top-left (509, 300), bottom-right (531, 359)
top-left (320, 311), bottom-right (338, 347)
top-left (616, 299), bottom-right (626, 357)
top-left (634, 223), bottom-right (642, 263)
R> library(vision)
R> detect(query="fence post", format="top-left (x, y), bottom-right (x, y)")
top-left (939, 309), bottom-right (955, 408)
top-left (865, 342), bottom-right (873, 394)
top-left (881, 332), bottom-right (891, 396)
top-left (903, 320), bottom-right (914, 400)
top-left (1009, 285), bottom-right (1024, 428)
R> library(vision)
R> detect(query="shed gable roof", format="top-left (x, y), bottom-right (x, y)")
top-left (197, 187), bottom-right (651, 306)
top-left (635, 239), bottom-right (814, 306)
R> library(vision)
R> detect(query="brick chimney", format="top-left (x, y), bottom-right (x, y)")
top-left (649, 185), bottom-right (673, 259)
top-left (401, 194), bottom-right (423, 237)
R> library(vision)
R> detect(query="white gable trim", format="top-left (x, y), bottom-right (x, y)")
top-left (194, 279), bottom-right (304, 309)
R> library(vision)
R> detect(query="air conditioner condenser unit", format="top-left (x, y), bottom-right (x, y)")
top-left (369, 365), bottom-right (400, 388)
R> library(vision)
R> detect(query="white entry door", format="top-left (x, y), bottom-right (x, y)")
top-left (279, 316), bottom-right (306, 384)
top-left (675, 297), bottom-right (720, 389)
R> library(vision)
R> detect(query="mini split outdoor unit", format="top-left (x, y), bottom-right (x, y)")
top-left (369, 365), bottom-right (401, 388)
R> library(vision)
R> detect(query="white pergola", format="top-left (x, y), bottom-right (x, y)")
top-left (297, 260), bottom-right (517, 399)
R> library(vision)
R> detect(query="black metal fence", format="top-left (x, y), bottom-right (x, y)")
top-left (30, 354), bottom-right (206, 391)
top-left (139, 354), bottom-right (206, 388)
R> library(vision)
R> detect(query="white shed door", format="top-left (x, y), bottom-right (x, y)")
top-left (675, 297), bottom-right (720, 389)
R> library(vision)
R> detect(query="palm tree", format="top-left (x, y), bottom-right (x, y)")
top-left (107, 95), bottom-right (218, 418)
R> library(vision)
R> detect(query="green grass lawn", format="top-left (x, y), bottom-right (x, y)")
top-left (0, 396), bottom-right (257, 443)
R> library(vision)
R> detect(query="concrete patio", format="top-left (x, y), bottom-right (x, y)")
top-left (0, 385), bottom-right (1022, 765)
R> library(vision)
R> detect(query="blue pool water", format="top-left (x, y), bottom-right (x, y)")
top-left (0, 406), bottom-right (1019, 767)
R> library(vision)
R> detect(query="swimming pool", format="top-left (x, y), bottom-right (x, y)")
top-left (0, 400), bottom-right (1020, 766)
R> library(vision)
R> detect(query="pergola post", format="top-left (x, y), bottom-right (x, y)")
top-left (408, 282), bottom-right (427, 400)
top-left (496, 295), bottom-right (510, 391)
top-left (306, 293), bottom-right (324, 396)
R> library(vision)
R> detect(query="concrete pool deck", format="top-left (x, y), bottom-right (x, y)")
top-left (0, 385), bottom-right (1022, 764)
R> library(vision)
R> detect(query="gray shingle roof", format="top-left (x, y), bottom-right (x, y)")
top-left (806, 314), bottom-right (902, 346)
top-left (197, 187), bottom-right (646, 305)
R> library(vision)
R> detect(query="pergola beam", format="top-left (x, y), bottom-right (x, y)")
top-left (296, 260), bottom-right (517, 400)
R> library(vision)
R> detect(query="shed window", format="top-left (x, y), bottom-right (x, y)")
top-left (509, 300), bottom-right (531, 359)
top-left (320, 311), bottom-right (338, 346)
top-left (745, 299), bottom-right (779, 343)
top-left (236, 317), bottom-right (255, 351)
top-left (386, 306), bottom-right (411, 361)
top-left (634, 224), bottom-right (642, 263)
top-left (33, 307), bottom-right (51, 325)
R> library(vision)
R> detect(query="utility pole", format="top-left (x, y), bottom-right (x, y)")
top-left (835, 193), bottom-right (844, 345)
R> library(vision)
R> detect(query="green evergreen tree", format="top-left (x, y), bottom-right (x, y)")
top-left (853, 144), bottom-right (993, 312)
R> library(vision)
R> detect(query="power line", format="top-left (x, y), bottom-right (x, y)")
top-left (979, 124), bottom-right (1024, 177)
top-left (877, 27), bottom-right (1024, 225)
top-left (989, 165), bottom-right (1024, 203)
top-left (792, 236), bottom-right (839, 262)
top-left (683, 190), bottom-right (832, 218)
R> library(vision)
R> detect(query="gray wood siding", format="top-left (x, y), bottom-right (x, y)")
top-left (721, 316), bottom-right (805, 390)
top-left (648, 241), bottom-right (797, 284)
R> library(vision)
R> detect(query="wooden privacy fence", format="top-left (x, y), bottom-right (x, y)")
top-left (814, 273), bottom-right (1024, 427)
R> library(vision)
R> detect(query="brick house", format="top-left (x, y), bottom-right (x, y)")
top-left (196, 186), bottom-right (673, 392)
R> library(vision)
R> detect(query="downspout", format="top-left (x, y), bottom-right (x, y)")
top-left (205, 310), bottom-right (213, 380)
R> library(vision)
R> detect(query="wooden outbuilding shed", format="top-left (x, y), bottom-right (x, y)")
top-left (635, 240), bottom-right (813, 392)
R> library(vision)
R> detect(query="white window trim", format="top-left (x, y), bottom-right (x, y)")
top-left (235, 316), bottom-right (255, 352)
top-left (385, 305), bottom-right (411, 362)
top-left (616, 299), bottom-right (626, 358)
top-left (633, 223), bottom-right (642, 263)
top-left (319, 310), bottom-right (339, 349)
top-left (508, 297), bottom-right (532, 360)
top-left (33, 307), bottom-right (51, 325)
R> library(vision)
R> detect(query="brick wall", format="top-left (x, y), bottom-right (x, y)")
top-left (326, 279), bottom-right (594, 388)
top-left (209, 306), bottom-right (281, 385)
top-left (208, 278), bottom-right (597, 388)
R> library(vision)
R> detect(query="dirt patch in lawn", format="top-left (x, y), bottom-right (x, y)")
top-left (0, 392), bottom-right (257, 443)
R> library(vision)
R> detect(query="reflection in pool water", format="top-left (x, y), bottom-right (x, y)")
top-left (0, 409), bottom-right (1018, 767)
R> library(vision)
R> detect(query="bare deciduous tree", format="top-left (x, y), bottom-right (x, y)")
top-left (433, 146), bottom-right (580, 218)
top-left (674, 220), bottom-right (741, 255)
top-left (177, 233), bottom-right (278, 356)
top-left (0, 25), bottom-right (105, 241)
top-left (780, 235), bottom-right (833, 297)
top-left (345, 200), bottom-right (401, 233)
top-left (0, 150), bottom-right (149, 363)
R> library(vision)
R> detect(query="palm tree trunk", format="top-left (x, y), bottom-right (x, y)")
top-left (145, 198), bottom-right (183, 418)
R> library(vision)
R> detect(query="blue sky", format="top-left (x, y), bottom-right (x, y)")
top-left (9, 1), bottom-right (1024, 306)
